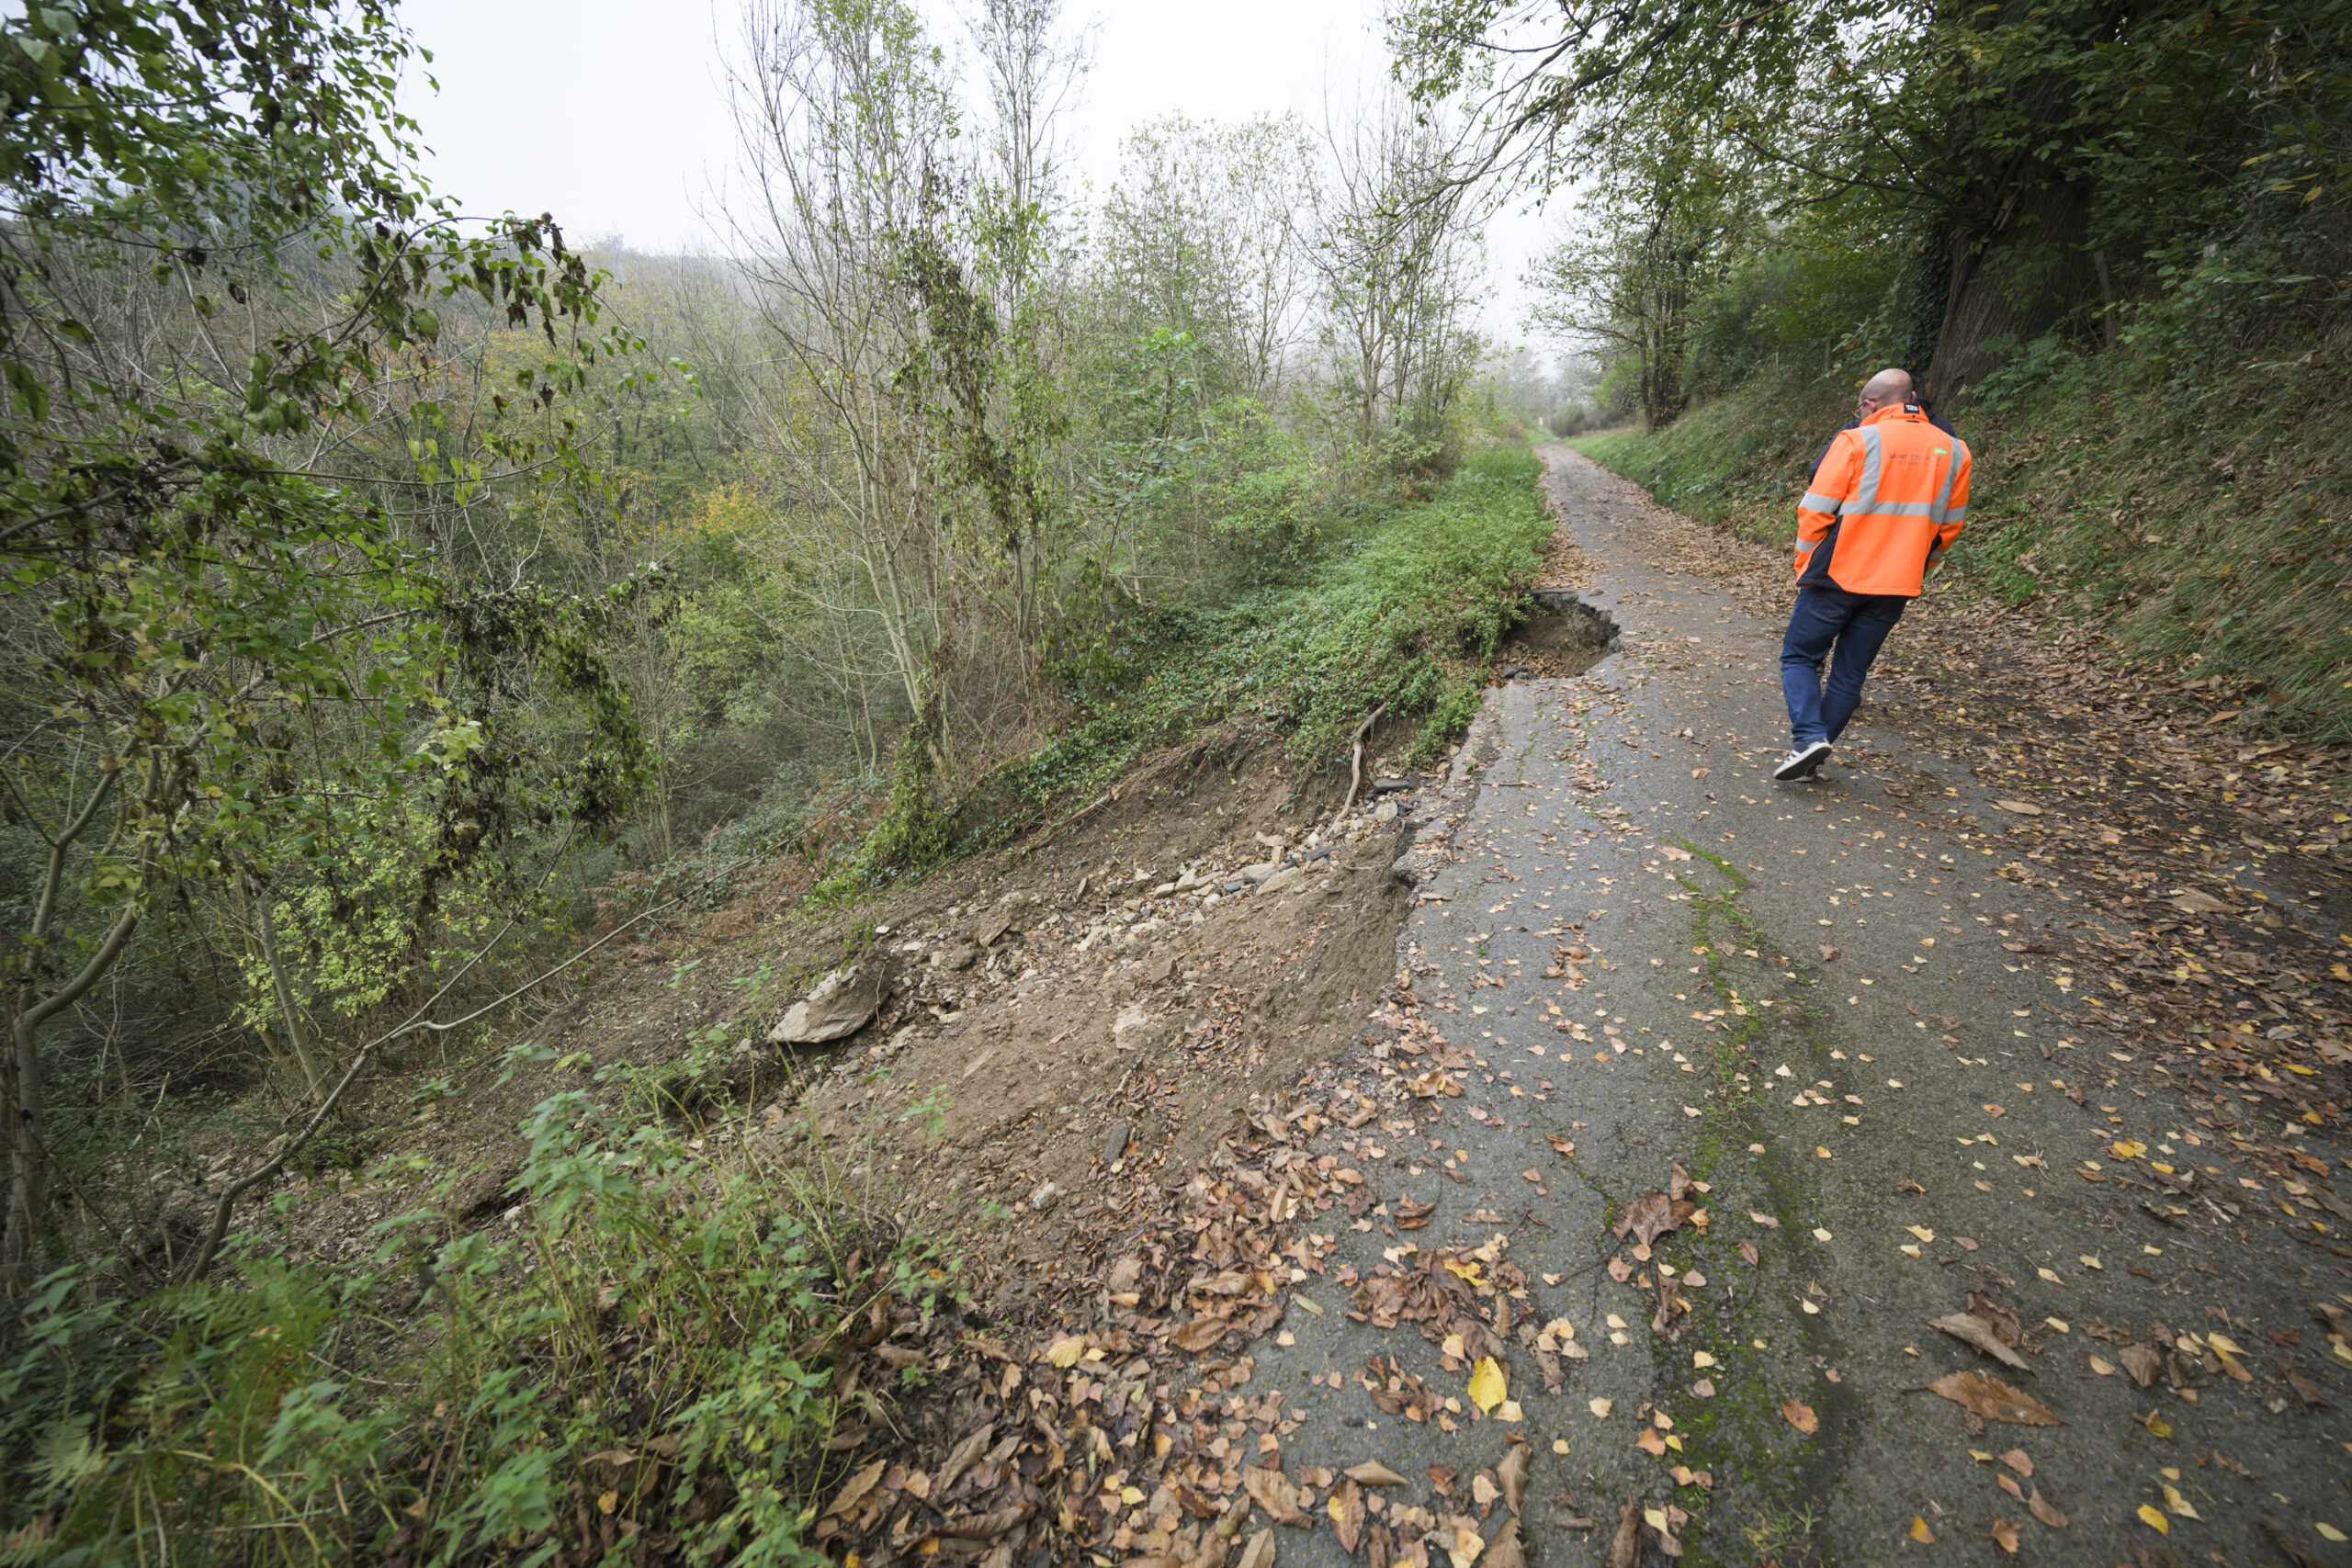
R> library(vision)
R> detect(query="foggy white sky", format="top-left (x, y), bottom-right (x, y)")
top-left (393, 0), bottom-right (1560, 353)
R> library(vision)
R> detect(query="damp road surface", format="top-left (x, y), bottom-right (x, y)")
top-left (1235, 446), bottom-right (2352, 1566)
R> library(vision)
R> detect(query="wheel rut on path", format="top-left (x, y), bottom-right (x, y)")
top-left (1225, 446), bottom-right (2351, 1567)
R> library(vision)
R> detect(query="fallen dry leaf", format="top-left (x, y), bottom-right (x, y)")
top-left (1173, 1316), bottom-right (1227, 1353)
top-left (1609, 1498), bottom-right (1642, 1568)
top-left (1998, 1449), bottom-right (2032, 1479)
top-left (1749, 1210), bottom-right (1781, 1228)
top-left (1963, 1292), bottom-right (2022, 1348)
top-left (1468, 1358), bottom-right (1507, 1414)
top-left (933, 1422), bottom-right (994, 1495)
top-left (1930, 1312), bottom-right (2030, 1371)
top-left (1395, 1197), bottom-right (1436, 1231)
top-left (1738, 1239), bottom-right (1760, 1267)
top-left (2137, 1503), bottom-right (2169, 1535)
top-left (2027, 1487), bottom-right (2067, 1529)
top-left (1484, 1521), bottom-right (1527, 1568)
top-left (2257, 1521), bottom-right (2327, 1567)
top-left (1243, 1466), bottom-right (1309, 1526)
top-left (1346, 1461), bottom-right (1409, 1486)
top-left (1613, 1190), bottom-right (1696, 1247)
top-left (1438, 1517), bottom-right (1487, 1568)
top-left (1238, 1529), bottom-right (1276, 1568)
top-left (1910, 1517), bottom-right (1934, 1543)
top-left (933, 1501), bottom-right (1033, 1541)
top-left (1498, 1443), bottom-right (1530, 1517)
top-left (1926, 1371), bottom-right (2061, 1427)
top-left (1635, 1427), bottom-right (1667, 1455)
top-left (2118, 1342), bottom-right (2164, 1388)
top-left (1994, 799), bottom-right (2043, 816)
top-left (1329, 1479), bottom-right (1365, 1552)
top-left (1817, 942), bottom-right (1840, 962)
top-left (822, 1458), bottom-right (887, 1520)
top-left (1046, 1335), bottom-right (1087, 1369)
top-left (1990, 1517), bottom-right (2021, 1552)
top-left (1781, 1398), bottom-right (1818, 1436)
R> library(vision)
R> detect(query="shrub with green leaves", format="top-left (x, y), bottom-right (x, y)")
top-left (958, 447), bottom-right (1553, 844)
top-left (0, 1060), bottom-right (939, 1567)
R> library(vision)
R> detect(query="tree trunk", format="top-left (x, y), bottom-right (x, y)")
top-left (255, 894), bottom-right (327, 1102)
top-left (1924, 173), bottom-right (2097, 402)
top-left (2, 1007), bottom-right (37, 1293)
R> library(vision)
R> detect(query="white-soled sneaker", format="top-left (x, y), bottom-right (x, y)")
top-left (1773, 741), bottom-right (1833, 782)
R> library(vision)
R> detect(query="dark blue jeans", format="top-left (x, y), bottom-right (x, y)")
top-left (1781, 586), bottom-right (1907, 748)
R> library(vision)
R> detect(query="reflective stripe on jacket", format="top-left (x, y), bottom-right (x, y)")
top-left (1794, 403), bottom-right (1971, 597)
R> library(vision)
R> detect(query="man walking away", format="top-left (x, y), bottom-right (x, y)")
top-left (1774, 367), bottom-right (1970, 782)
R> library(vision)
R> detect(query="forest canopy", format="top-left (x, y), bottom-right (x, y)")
top-left (1390, 0), bottom-right (2352, 423)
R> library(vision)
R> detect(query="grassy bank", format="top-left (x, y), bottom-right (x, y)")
top-left (1574, 350), bottom-right (2352, 744)
top-left (964, 446), bottom-right (1557, 843)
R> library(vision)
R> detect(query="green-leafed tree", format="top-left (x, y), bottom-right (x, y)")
top-left (0, 0), bottom-right (649, 1290)
top-left (1392, 0), bottom-right (2352, 398)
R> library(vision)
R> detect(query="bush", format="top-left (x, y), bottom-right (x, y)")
top-left (0, 1068), bottom-right (940, 1568)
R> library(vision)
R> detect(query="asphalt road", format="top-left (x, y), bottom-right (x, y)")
top-left (1237, 447), bottom-right (2352, 1566)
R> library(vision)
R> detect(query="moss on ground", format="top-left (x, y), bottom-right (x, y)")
top-left (1631, 843), bottom-right (1848, 1566)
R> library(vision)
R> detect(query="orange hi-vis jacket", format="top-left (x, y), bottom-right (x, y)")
top-left (1794, 403), bottom-right (1971, 597)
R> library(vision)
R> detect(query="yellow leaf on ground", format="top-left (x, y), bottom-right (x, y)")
top-left (1046, 1336), bottom-right (1086, 1369)
top-left (1468, 1357), bottom-right (1508, 1414)
top-left (2138, 1505), bottom-right (2169, 1535)
top-left (2112, 1140), bottom-right (2147, 1159)
top-left (1910, 1517), bottom-right (1934, 1542)
top-left (2162, 1484), bottom-right (2200, 1520)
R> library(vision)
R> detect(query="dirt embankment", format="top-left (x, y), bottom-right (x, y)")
top-left (212, 616), bottom-right (1503, 1272)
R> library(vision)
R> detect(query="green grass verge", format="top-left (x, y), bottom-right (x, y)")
top-left (1573, 354), bottom-right (2352, 743)
top-left (974, 447), bottom-right (1555, 829)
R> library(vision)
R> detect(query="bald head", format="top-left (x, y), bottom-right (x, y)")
top-left (1859, 367), bottom-right (1916, 416)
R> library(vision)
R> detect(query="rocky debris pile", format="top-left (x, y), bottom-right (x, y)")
top-left (770, 788), bottom-right (1450, 1085)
